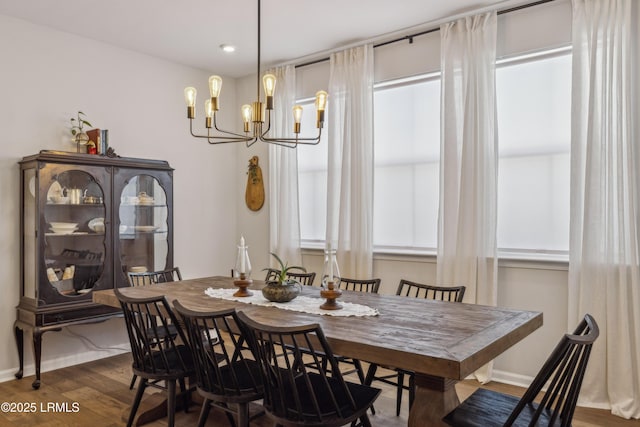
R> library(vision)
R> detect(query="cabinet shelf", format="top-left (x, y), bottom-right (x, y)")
top-left (46, 203), bottom-right (105, 207)
top-left (120, 230), bottom-right (168, 234)
top-left (44, 232), bottom-right (104, 237)
top-left (120, 203), bottom-right (167, 208)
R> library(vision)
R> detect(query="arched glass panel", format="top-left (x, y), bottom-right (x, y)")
top-left (118, 174), bottom-right (169, 274)
top-left (43, 170), bottom-right (106, 296)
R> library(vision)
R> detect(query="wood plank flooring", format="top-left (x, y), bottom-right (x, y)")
top-left (0, 353), bottom-right (637, 426)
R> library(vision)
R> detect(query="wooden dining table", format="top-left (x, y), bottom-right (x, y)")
top-left (93, 276), bottom-right (542, 427)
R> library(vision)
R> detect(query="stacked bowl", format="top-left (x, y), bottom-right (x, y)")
top-left (49, 222), bottom-right (78, 235)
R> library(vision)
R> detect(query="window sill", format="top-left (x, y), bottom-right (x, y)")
top-left (300, 244), bottom-right (568, 271)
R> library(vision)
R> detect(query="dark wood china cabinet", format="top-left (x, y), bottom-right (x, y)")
top-left (15, 150), bottom-right (174, 388)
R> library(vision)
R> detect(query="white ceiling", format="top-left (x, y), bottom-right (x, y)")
top-left (0, 0), bottom-right (529, 77)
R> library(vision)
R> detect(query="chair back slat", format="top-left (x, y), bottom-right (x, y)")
top-left (286, 271), bottom-right (316, 286)
top-left (237, 311), bottom-right (379, 426)
top-left (173, 301), bottom-right (263, 401)
top-left (128, 267), bottom-right (182, 286)
top-left (264, 269), bottom-right (316, 286)
top-left (396, 279), bottom-right (465, 302)
top-left (337, 277), bottom-right (381, 294)
top-left (504, 314), bottom-right (599, 427)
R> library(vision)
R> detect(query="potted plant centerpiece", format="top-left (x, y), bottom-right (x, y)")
top-left (261, 253), bottom-right (305, 302)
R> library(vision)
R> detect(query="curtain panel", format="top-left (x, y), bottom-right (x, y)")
top-left (569, 0), bottom-right (640, 418)
top-left (268, 65), bottom-right (303, 267)
top-left (326, 45), bottom-right (375, 278)
top-left (437, 12), bottom-right (498, 383)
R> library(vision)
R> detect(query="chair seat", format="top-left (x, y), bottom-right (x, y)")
top-left (210, 360), bottom-right (264, 398)
top-left (147, 323), bottom-right (178, 341)
top-left (136, 344), bottom-right (194, 378)
top-left (272, 372), bottom-right (380, 424)
top-left (443, 388), bottom-right (562, 427)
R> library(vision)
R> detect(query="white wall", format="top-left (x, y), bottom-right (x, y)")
top-left (236, 0), bottom-right (574, 386)
top-left (0, 15), bottom-right (238, 381)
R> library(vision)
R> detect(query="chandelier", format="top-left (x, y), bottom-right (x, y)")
top-left (183, 0), bottom-right (328, 148)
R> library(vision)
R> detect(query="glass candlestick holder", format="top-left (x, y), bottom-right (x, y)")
top-left (233, 237), bottom-right (253, 297)
top-left (320, 246), bottom-right (342, 310)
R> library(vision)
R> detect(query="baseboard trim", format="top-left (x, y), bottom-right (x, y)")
top-left (491, 369), bottom-right (534, 389)
top-left (0, 348), bottom-right (129, 384)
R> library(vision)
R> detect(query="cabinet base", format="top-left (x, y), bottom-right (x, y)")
top-left (14, 306), bottom-right (122, 389)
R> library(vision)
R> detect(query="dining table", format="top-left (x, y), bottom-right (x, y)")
top-left (93, 275), bottom-right (542, 427)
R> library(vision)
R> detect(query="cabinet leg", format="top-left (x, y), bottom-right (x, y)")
top-left (32, 328), bottom-right (43, 389)
top-left (30, 327), bottom-right (62, 389)
top-left (14, 322), bottom-right (24, 379)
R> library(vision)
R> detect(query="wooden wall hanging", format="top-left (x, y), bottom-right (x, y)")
top-left (245, 155), bottom-right (265, 211)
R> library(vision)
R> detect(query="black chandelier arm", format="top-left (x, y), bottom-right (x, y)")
top-left (260, 109), bottom-right (273, 137)
top-left (260, 126), bottom-right (323, 145)
top-left (246, 138), bottom-right (260, 148)
top-left (259, 110), bottom-right (322, 145)
top-left (213, 113), bottom-right (251, 139)
top-left (189, 120), bottom-right (252, 144)
top-left (207, 136), bottom-right (252, 144)
top-left (260, 136), bottom-right (321, 146)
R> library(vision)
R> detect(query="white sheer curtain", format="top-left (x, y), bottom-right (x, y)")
top-left (437, 12), bottom-right (498, 384)
top-left (268, 65), bottom-right (302, 266)
top-left (569, 0), bottom-right (640, 418)
top-left (326, 45), bottom-right (374, 278)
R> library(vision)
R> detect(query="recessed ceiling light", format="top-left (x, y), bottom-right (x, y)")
top-left (220, 44), bottom-right (236, 53)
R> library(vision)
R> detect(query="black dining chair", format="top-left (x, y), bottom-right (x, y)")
top-left (365, 279), bottom-right (466, 416)
top-left (444, 313), bottom-right (599, 427)
top-left (126, 266), bottom-right (183, 389)
top-left (237, 310), bottom-right (380, 427)
top-left (173, 301), bottom-right (264, 427)
top-left (127, 267), bottom-right (182, 286)
top-left (329, 277), bottom-right (382, 383)
top-left (115, 288), bottom-right (195, 427)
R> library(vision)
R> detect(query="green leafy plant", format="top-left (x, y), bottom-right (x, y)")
top-left (69, 111), bottom-right (92, 142)
top-left (264, 252), bottom-right (306, 284)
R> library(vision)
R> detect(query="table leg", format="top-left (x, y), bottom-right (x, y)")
top-left (125, 379), bottom-right (199, 425)
top-left (408, 374), bottom-right (459, 427)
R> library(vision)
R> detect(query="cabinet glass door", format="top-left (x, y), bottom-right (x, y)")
top-left (42, 168), bottom-right (108, 300)
top-left (118, 174), bottom-right (169, 278)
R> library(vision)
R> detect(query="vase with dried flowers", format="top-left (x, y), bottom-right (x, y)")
top-left (69, 111), bottom-right (92, 153)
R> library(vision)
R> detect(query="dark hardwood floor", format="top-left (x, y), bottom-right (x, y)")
top-left (0, 353), bottom-right (636, 426)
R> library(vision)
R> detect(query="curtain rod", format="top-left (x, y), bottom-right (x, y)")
top-left (295, 0), bottom-right (557, 69)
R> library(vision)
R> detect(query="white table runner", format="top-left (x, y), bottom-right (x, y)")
top-left (204, 287), bottom-right (379, 317)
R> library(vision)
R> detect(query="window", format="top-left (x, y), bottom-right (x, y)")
top-left (297, 99), bottom-right (328, 243)
top-left (373, 76), bottom-right (441, 250)
top-left (297, 48), bottom-right (571, 257)
top-left (496, 50), bottom-right (571, 253)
